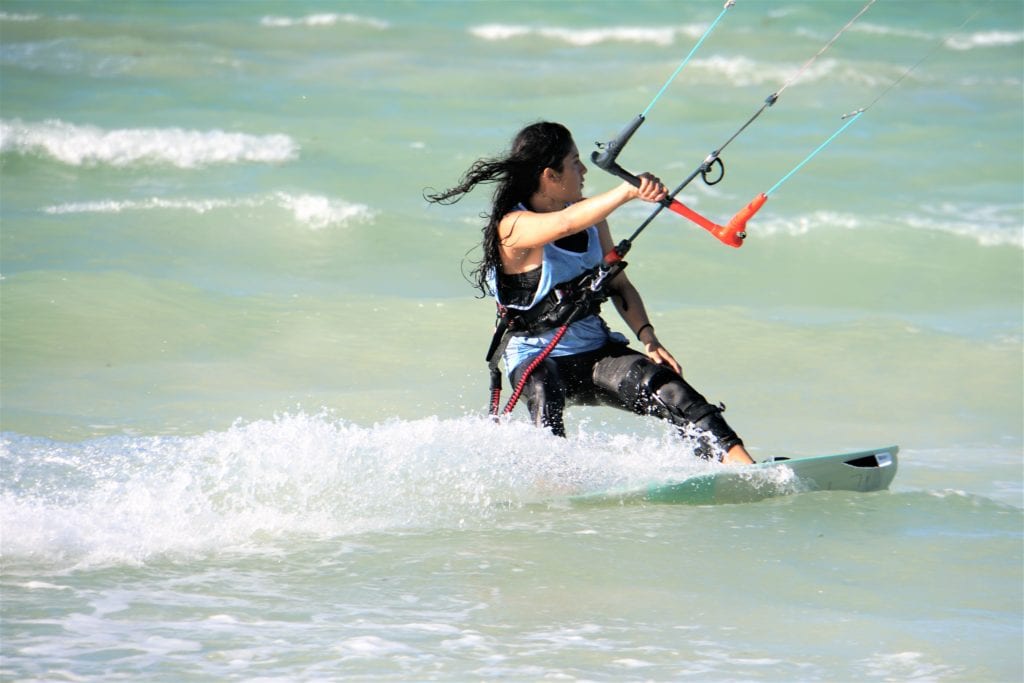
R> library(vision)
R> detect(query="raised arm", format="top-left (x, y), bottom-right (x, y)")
top-left (500, 174), bottom-right (666, 273)
top-left (499, 182), bottom-right (635, 250)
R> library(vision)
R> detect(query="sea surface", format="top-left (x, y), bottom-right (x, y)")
top-left (1, 1), bottom-right (1022, 681)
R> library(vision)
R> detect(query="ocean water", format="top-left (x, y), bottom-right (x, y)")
top-left (1, 1), bottom-right (1022, 681)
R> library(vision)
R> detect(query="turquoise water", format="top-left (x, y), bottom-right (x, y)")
top-left (2, 1), bottom-right (1022, 680)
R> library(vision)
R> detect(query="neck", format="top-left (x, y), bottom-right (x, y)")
top-left (527, 191), bottom-right (562, 213)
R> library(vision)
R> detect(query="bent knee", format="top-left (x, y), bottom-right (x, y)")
top-left (592, 354), bottom-right (677, 414)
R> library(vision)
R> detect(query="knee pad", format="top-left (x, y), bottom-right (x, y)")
top-left (653, 381), bottom-right (743, 457)
top-left (593, 354), bottom-right (677, 415)
top-left (591, 354), bottom-right (744, 458)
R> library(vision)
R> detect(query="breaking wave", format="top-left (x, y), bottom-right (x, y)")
top-left (259, 13), bottom-right (389, 30)
top-left (469, 23), bottom-right (705, 47)
top-left (0, 119), bottom-right (297, 169)
top-left (42, 192), bottom-right (376, 230)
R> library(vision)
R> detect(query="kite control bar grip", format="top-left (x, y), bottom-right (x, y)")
top-left (599, 161), bottom-right (766, 248)
top-left (602, 160), bottom-right (646, 188)
top-left (592, 117), bottom-right (768, 248)
top-left (595, 162), bottom-right (706, 226)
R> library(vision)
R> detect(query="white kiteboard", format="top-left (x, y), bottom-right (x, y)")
top-left (570, 445), bottom-right (899, 506)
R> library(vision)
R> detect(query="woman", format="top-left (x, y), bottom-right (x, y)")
top-left (428, 122), bottom-right (753, 465)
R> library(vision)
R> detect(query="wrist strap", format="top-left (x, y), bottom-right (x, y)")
top-left (635, 323), bottom-right (653, 340)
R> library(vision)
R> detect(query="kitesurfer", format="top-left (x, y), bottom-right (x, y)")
top-left (427, 122), bottom-right (753, 465)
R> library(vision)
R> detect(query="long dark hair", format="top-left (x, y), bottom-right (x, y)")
top-left (425, 122), bottom-right (574, 296)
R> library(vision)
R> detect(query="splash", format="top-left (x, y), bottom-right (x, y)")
top-left (0, 413), bottom-right (711, 570)
top-left (274, 192), bottom-right (376, 230)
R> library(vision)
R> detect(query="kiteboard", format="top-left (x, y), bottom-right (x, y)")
top-left (570, 445), bottom-right (899, 506)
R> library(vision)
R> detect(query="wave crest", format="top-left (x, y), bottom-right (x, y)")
top-left (747, 204), bottom-right (1023, 249)
top-left (470, 23), bottom-right (703, 47)
top-left (0, 119), bottom-right (298, 168)
top-left (260, 13), bottom-right (389, 30)
top-left (42, 192), bottom-right (377, 230)
top-left (947, 30), bottom-right (1024, 51)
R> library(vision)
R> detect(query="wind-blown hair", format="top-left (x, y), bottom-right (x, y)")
top-left (425, 122), bottom-right (574, 296)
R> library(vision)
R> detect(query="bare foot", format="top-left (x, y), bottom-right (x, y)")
top-left (722, 444), bottom-right (755, 465)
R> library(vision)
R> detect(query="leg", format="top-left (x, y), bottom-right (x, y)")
top-left (654, 379), bottom-right (753, 465)
top-left (592, 353), bottom-right (752, 463)
top-left (509, 357), bottom-right (567, 437)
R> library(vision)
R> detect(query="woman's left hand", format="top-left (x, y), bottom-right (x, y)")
top-left (641, 335), bottom-right (682, 375)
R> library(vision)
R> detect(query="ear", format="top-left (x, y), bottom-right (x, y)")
top-left (540, 166), bottom-right (560, 184)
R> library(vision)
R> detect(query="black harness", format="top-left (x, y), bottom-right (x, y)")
top-left (485, 257), bottom-right (628, 417)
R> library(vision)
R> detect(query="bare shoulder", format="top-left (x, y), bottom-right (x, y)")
top-left (498, 208), bottom-right (565, 250)
top-left (498, 208), bottom-right (530, 242)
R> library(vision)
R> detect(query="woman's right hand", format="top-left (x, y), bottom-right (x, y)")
top-left (626, 173), bottom-right (668, 204)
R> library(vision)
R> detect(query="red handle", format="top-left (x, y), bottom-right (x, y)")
top-left (722, 192), bottom-right (768, 245)
top-left (603, 162), bottom-right (768, 248)
top-left (664, 193), bottom-right (767, 248)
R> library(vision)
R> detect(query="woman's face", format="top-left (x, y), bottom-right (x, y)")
top-left (551, 141), bottom-right (586, 203)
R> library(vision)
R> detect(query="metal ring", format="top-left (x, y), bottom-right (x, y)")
top-left (701, 156), bottom-right (725, 185)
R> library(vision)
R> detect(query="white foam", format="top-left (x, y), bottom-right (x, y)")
top-left (43, 197), bottom-right (250, 216)
top-left (0, 119), bottom-right (297, 168)
top-left (140, 636), bottom-right (202, 655)
top-left (946, 30), bottom-right (1024, 51)
top-left (701, 54), bottom-right (864, 88)
top-left (736, 204), bottom-right (1023, 249)
top-left (693, 54), bottom-right (776, 86)
top-left (537, 26), bottom-right (679, 48)
top-left (0, 12), bottom-right (42, 21)
top-left (736, 461), bottom-right (805, 497)
top-left (260, 13), bottom-right (389, 30)
top-left (469, 23), bottom-right (703, 47)
top-left (470, 24), bottom-right (531, 42)
top-left (614, 658), bottom-right (654, 669)
top-left (18, 581), bottom-right (72, 590)
top-left (861, 651), bottom-right (961, 680)
top-left (849, 22), bottom-right (934, 41)
top-left (799, 22), bottom-right (1023, 55)
top-left (902, 201), bottom-right (1024, 249)
top-left (698, 53), bottom-right (896, 90)
top-left (0, 413), bottom-right (710, 570)
top-left (0, 12), bottom-right (77, 22)
top-left (0, 38), bottom-right (136, 77)
top-left (41, 192), bottom-right (377, 230)
top-left (753, 210), bottom-right (864, 238)
top-left (274, 192), bottom-right (376, 230)
top-left (206, 614), bottom-right (239, 624)
top-left (334, 635), bottom-right (415, 657)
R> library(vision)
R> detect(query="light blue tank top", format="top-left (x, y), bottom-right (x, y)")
top-left (489, 219), bottom-right (626, 374)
